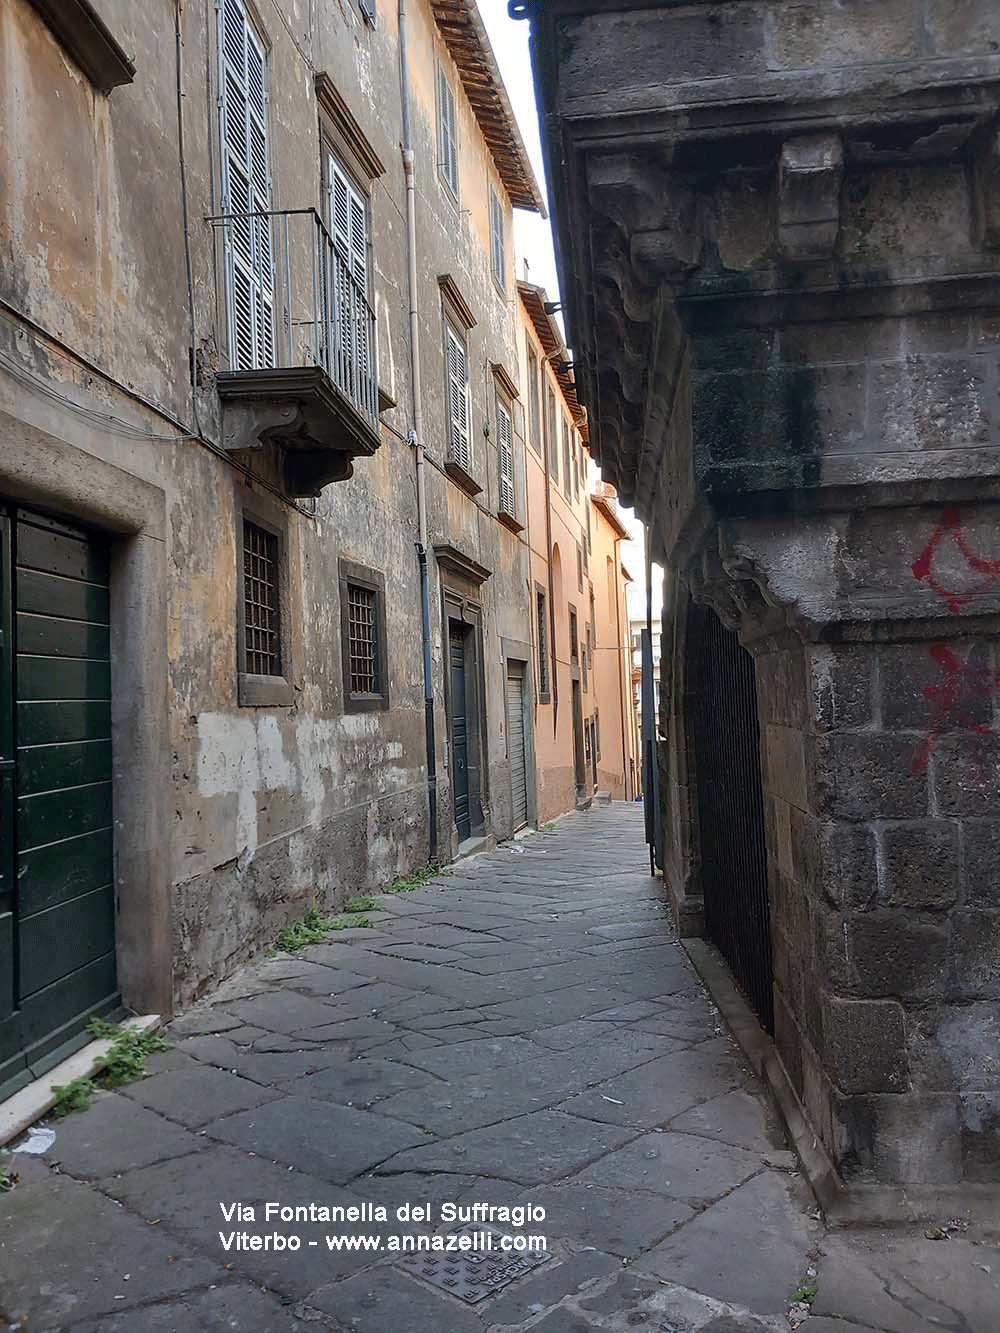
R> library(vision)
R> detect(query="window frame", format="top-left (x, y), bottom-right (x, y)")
top-left (490, 186), bottom-right (506, 294)
top-left (546, 387), bottom-right (558, 488)
top-left (322, 143), bottom-right (377, 412)
top-left (436, 62), bottom-right (459, 201)
top-left (443, 316), bottom-right (476, 487)
top-left (526, 341), bottom-right (541, 455)
top-left (535, 585), bottom-right (551, 704)
top-left (495, 389), bottom-right (519, 528)
top-left (562, 417), bottom-right (572, 498)
top-left (339, 558), bottom-right (389, 713)
top-left (236, 498), bottom-right (294, 708)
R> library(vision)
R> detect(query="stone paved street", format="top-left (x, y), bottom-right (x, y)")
top-left (2, 806), bottom-right (998, 1331)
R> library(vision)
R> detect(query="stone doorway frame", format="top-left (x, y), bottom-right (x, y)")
top-left (0, 411), bottom-right (171, 1017)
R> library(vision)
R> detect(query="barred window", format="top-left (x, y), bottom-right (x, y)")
top-left (347, 584), bottom-right (379, 695)
top-left (536, 589), bottom-right (550, 700)
top-left (243, 520), bottom-right (282, 676)
top-left (340, 560), bottom-right (388, 712)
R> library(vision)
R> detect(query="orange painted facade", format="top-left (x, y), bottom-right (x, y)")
top-left (517, 283), bottom-right (638, 819)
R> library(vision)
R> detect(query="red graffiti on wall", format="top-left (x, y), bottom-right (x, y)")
top-left (910, 511), bottom-right (1000, 776)
top-left (912, 508), bottom-right (1000, 614)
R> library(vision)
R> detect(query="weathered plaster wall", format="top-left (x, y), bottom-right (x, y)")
top-left (0, 0), bottom-right (533, 1010)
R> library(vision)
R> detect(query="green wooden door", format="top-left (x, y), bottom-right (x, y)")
top-left (0, 517), bottom-right (15, 1042)
top-left (449, 626), bottom-right (471, 842)
top-left (0, 507), bottom-right (119, 1098)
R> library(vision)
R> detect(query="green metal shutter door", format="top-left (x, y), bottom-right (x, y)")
top-left (0, 510), bottom-right (119, 1093)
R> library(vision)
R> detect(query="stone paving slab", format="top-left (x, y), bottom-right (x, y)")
top-left (377, 1109), bottom-right (638, 1185)
top-left (0, 1159), bottom-right (220, 1330)
top-left (2, 806), bottom-right (997, 1332)
top-left (120, 1064), bottom-right (280, 1127)
top-left (45, 1090), bottom-right (207, 1180)
top-left (635, 1170), bottom-right (818, 1315)
top-left (70, 1284), bottom-right (315, 1333)
top-left (204, 1094), bottom-right (429, 1183)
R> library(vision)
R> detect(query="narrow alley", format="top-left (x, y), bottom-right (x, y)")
top-left (2, 807), bottom-right (996, 1332)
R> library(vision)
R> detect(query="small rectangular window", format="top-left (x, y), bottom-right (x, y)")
top-left (562, 419), bottom-right (571, 496)
top-left (572, 432), bottom-right (580, 501)
top-left (348, 584), bottom-right (379, 695)
top-left (445, 322), bottom-right (471, 472)
top-left (340, 560), bottom-right (388, 712)
top-left (527, 344), bottom-right (541, 454)
top-left (577, 542), bottom-right (584, 593)
top-left (569, 606), bottom-right (579, 664)
top-left (490, 187), bottom-right (506, 292)
top-left (243, 520), bottom-right (282, 677)
top-left (437, 64), bottom-right (459, 199)
top-left (497, 395), bottom-right (516, 520)
top-left (536, 589), bottom-right (550, 701)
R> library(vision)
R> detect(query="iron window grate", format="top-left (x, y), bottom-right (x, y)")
top-left (348, 582), bottom-right (380, 695)
top-left (243, 520), bottom-right (282, 676)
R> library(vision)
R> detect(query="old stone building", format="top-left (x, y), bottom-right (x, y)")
top-left (0, 0), bottom-right (552, 1098)
top-left (518, 0), bottom-right (1000, 1214)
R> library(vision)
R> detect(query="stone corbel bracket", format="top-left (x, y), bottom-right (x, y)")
top-left (778, 133), bottom-right (844, 260)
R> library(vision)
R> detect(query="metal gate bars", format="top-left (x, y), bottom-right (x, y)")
top-left (689, 604), bottom-right (774, 1035)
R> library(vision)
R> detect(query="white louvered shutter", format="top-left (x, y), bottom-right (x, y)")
top-left (219, 0), bottom-right (273, 371)
top-left (497, 399), bottom-right (515, 517)
top-left (446, 325), bottom-right (470, 470)
top-left (327, 154), bottom-right (372, 408)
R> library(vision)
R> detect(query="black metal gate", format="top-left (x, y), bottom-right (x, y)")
top-left (690, 604), bottom-right (774, 1034)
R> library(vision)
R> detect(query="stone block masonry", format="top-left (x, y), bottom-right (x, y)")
top-left (520, 0), bottom-right (1000, 1210)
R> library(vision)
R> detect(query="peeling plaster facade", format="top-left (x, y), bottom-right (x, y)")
top-left (0, 0), bottom-right (548, 1066)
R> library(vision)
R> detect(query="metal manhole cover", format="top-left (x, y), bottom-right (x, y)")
top-left (398, 1225), bottom-right (552, 1304)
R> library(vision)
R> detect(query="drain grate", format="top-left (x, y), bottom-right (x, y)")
top-left (398, 1225), bottom-right (552, 1304)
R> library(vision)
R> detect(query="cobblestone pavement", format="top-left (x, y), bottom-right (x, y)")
top-left (2, 806), bottom-right (998, 1331)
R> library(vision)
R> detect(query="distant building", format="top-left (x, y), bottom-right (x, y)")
top-left (518, 285), bottom-right (636, 818)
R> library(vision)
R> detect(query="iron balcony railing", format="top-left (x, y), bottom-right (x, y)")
top-left (207, 207), bottom-right (378, 426)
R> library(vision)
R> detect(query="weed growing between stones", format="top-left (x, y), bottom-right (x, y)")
top-left (344, 896), bottom-right (378, 913)
top-left (49, 1022), bottom-right (170, 1118)
top-left (388, 865), bottom-right (439, 893)
top-left (275, 908), bottom-right (340, 952)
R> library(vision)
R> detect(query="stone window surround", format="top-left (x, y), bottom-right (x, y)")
top-left (0, 411), bottom-right (171, 1017)
top-left (339, 557), bottom-right (389, 714)
top-left (235, 488), bottom-right (295, 709)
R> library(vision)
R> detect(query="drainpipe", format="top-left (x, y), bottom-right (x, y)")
top-left (613, 531), bottom-right (629, 800)
top-left (399, 0), bottom-right (438, 865)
